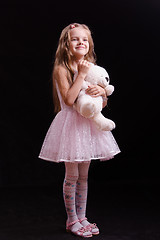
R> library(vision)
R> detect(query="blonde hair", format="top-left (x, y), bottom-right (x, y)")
top-left (52, 23), bottom-right (97, 113)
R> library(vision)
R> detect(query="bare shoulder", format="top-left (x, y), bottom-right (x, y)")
top-left (54, 65), bottom-right (67, 78)
top-left (53, 65), bottom-right (70, 92)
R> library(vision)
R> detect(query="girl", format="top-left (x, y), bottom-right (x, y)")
top-left (39, 23), bottom-right (120, 238)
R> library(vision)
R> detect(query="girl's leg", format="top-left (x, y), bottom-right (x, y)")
top-left (64, 162), bottom-right (91, 234)
top-left (76, 161), bottom-right (100, 235)
top-left (76, 161), bottom-right (91, 226)
top-left (63, 162), bottom-right (79, 223)
top-left (63, 161), bottom-right (96, 236)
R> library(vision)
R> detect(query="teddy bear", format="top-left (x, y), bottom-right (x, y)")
top-left (73, 64), bottom-right (116, 131)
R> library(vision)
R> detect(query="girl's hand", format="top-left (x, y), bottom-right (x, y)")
top-left (77, 60), bottom-right (91, 78)
top-left (85, 85), bottom-right (106, 97)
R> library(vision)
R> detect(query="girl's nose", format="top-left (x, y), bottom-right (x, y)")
top-left (78, 40), bottom-right (83, 45)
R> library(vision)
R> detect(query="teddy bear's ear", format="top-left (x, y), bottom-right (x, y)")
top-left (96, 65), bottom-right (110, 79)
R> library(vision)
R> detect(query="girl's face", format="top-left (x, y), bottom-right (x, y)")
top-left (69, 27), bottom-right (90, 60)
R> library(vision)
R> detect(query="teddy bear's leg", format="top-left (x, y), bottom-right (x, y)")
top-left (92, 113), bottom-right (116, 131)
top-left (77, 95), bottom-right (95, 118)
top-left (80, 102), bottom-right (95, 118)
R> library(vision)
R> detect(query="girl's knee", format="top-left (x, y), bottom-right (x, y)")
top-left (65, 174), bottom-right (79, 183)
top-left (78, 175), bottom-right (88, 182)
top-left (65, 162), bottom-right (79, 181)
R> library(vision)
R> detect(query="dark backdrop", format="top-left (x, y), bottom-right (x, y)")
top-left (0, 0), bottom-right (159, 187)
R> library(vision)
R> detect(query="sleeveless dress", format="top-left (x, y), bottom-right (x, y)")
top-left (39, 83), bottom-right (120, 163)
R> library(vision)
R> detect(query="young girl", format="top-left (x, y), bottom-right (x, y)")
top-left (39, 23), bottom-right (120, 238)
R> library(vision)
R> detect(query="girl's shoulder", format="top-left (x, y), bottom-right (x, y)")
top-left (54, 64), bottom-right (68, 78)
top-left (54, 64), bottom-right (67, 73)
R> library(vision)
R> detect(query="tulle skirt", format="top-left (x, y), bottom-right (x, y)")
top-left (39, 106), bottom-right (120, 163)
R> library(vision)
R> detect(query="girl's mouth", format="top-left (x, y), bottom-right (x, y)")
top-left (76, 46), bottom-right (85, 49)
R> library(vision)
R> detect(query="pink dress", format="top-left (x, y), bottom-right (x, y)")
top-left (39, 84), bottom-right (120, 163)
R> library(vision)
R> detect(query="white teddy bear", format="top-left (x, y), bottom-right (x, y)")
top-left (73, 64), bottom-right (116, 131)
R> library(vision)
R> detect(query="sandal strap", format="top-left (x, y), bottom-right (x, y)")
top-left (75, 226), bottom-right (92, 237)
top-left (79, 217), bottom-right (87, 223)
top-left (78, 227), bottom-right (88, 233)
top-left (86, 223), bottom-right (97, 229)
top-left (66, 219), bottom-right (80, 229)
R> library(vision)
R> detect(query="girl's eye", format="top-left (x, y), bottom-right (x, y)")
top-left (71, 38), bottom-right (77, 41)
top-left (83, 39), bottom-right (88, 41)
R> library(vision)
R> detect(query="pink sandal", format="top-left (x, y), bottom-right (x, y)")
top-left (66, 219), bottom-right (92, 238)
top-left (79, 217), bottom-right (100, 235)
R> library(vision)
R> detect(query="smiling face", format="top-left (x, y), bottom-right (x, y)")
top-left (69, 27), bottom-right (90, 60)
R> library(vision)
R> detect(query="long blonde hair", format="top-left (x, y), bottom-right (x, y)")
top-left (52, 23), bottom-right (97, 113)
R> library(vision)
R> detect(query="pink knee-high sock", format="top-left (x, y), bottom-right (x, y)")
top-left (76, 175), bottom-right (88, 220)
top-left (63, 175), bottom-right (78, 223)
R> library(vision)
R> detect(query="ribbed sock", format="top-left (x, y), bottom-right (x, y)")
top-left (63, 175), bottom-right (78, 223)
top-left (76, 175), bottom-right (88, 219)
top-left (63, 174), bottom-right (84, 232)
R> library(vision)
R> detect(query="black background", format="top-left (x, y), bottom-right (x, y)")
top-left (0, 0), bottom-right (160, 187)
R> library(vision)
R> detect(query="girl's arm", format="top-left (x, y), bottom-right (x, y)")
top-left (85, 85), bottom-right (108, 108)
top-left (54, 60), bottom-right (90, 106)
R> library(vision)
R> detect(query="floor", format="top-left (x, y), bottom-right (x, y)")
top-left (0, 180), bottom-right (160, 240)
